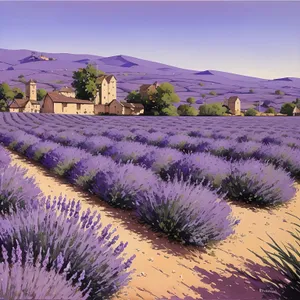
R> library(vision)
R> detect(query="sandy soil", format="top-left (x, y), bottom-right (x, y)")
top-left (9, 151), bottom-right (300, 300)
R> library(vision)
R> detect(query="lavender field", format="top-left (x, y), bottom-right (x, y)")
top-left (1, 48), bottom-right (300, 110)
top-left (0, 113), bottom-right (299, 299)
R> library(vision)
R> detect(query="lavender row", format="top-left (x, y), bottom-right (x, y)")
top-left (0, 145), bottom-right (136, 298)
top-left (29, 112), bottom-right (300, 147)
top-left (1, 118), bottom-right (296, 207)
top-left (8, 112), bottom-right (300, 178)
top-left (0, 126), bottom-right (237, 246)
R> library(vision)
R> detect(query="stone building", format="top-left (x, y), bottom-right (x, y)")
top-left (140, 81), bottom-right (160, 99)
top-left (9, 79), bottom-right (40, 113)
top-left (57, 86), bottom-right (76, 98)
top-left (223, 96), bottom-right (241, 115)
top-left (94, 75), bottom-right (117, 105)
top-left (293, 106), bottom-right (300, 116)
top-left (40, 92), bottom-right (94, 115)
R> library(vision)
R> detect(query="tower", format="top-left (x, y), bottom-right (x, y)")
top-left (25, 79), bottom-right (37, 101)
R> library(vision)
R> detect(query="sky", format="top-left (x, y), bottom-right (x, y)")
top-left (0, 1), bottom-right (299, 79)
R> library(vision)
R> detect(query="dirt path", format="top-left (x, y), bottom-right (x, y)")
top-left (9, 151), bottom-right (300, 300)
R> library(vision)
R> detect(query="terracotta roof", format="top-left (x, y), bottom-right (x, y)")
top-left (140, 84), bottom-right (152, 91)
top-left (30, 101), bottom-right (40, 105)
top-left (120, 101), bottom-right (144, 109)
top-left (27, 79), bottom-right (37, 84)
top-left (96, 75), bottom-right (107, 84)
top-left (105, 75), bottom-right (115, 83)
top-left (58, 86), bottom-right (74, 93)
top-left (9, 99), bottom-right (28, 108)
top-left (47, 92), bottom-right (94, 104)
top-left (228, 96), bottom-right (240, 104)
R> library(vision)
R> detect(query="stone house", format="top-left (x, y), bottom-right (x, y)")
top-left (9, 79), bottom-right (40, 113)
top-left (120, 102), bottom-right (144, 115)
top-left (40, 92), bottom-right (94, 115)
top-left (95, 100), bottom-right (144, 115)
top-left (223, 96), bottom-right (241, 115)
top-left (293, 106), bottom-right (300, 116)
top-left (140, 81), bottom-right (159, 99)
top-left (94, 75), bottom-right (117, 105)
top-left (57, 86), bottom-right (76, 98)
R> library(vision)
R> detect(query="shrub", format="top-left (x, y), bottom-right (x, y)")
top-left (280, 103), bottom-right (296, 116)
top-left (42, 146), bottom-right (91, 176)
top-left (68, 155), bottom-right (116, 189)
top-left (275, 90), bottom-right (285, 96)
top-left (245, 108), bottom-right (257, 116)
top-left (265, 107), bottom-right (276, 114)
top-left (0, 146), bottom-right (10, 169)
top-left (0, 243), bottom-right (89, 300)
top-left (25, 140), bottom-right (59, 161)
top-left (241, 214), bottom-right (300, 300)
top-left (177, 104), bottom-right (198, 116)
top-left (135, 178), bottom-right (238, 245)
top-left (166, 134), bottom-right (199, 153)
top-left (166, 152), bottom-right (231, 187)
top-left (92, 163), bottom-right (158, 209)
top-left (0, 165), bottom-right (41, 215)
top-left (199, 103), bottom-right (226, 116)
top-left (221, 159), bottom-right (296, 206)
top-left (209, 91), bottom-right (217, 96)
top-left (249, 89), bottom-right (254, 94)
top-left (186, 97), bottom-right (196, 105)
top-left (81, 135), bottom-right (115, 155)
top-left (0, 196), bottom-right (135, 299)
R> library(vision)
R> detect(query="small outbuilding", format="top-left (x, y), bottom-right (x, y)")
top-left (293, 107), bottom-right (300, 116)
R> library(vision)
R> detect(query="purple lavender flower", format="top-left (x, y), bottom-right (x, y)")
top-left (222, 159), bottom-right (296, 206)
top-left (81, 135), bottom-right (115, 155)
top-left (68, 155), bottom-right (116, 189)
top-left (0, 165), bottom-right (41, 215)
top-left (92, 162), bottom-right (158, 209)
top-left (0, 196), bottom-right (135, 299)
top-left (0, 146), bottom-right (11, 169)
top-left (135, 178), bottom-right (237, 245)
top-left (25, 140), bottom-right (59, 161)
top-left (0, 243), bottom-right (89, 299)
top-left (42, 146), bottom-right (92, 176)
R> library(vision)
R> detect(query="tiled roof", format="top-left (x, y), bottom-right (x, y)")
top-left (120, 101), bottom-right (144, 109)
top-left (9, 99), bottom-right (28, 108)
top-left (47, 92), bottom-right (94, 104)
top-left (58, 86), bottom-right (74, 93)
top-left (228, 96), bottom-right (239, 104)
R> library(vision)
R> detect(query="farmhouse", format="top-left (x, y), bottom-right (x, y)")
top-left (293, 106), bottom-right (300, 116)
top-left (140, 81), bottom-right (160, 99)
top-left (94, 75), bottom-right (117, 105)
top-left (56, 86), bottom-right (76, 98)
top-left (120, 101), bottom-right (144, 115)
top-left (223, 96), bottom-right (241, 115)
top-left (40, 92), bottom-right (94, 115)
top-left (9, 79), bottom-right (40, 113)
top-left (94, 100), bottom-right (144, 115)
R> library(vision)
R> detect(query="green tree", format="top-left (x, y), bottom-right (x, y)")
top-left (209, 91), bottom-right (217, 96)
top-left (280, 102), bottom-right (296, 116)
top-left (186, 97), bottom-right (196, 105)
top-left (265, 107), bottom-right (276, 114)
top-left (161, 105), bottom-right (179, 116)
top-left (293, 98), bottom-right (300, 108)
top-left (0, 83), bottom-right (14, 111)
top-left (275, 90), bottom-right (285, 96)
top-left (198, 103), bottom-right (226, 116)
top-left (71, 64), bottom-right (105, 100)
top-left (37, 88), bottom-right (47, 101)
top-left (245, 108), bottom-right (258, 116)
top-left (177, 104), bottom-right (198, 116)
top-left (127, 82), bottom-right (180, 115)
top-left (12, 87), bottom-right (24, 99)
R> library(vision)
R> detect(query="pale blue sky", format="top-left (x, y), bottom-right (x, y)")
top-left (0, 1), bottom-right (299, 79)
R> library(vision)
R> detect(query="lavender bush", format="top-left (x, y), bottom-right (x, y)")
top-left (0, 146), bottom-right (10, 169)
top-left (135, 178), bottom-right (238, 245)
top-left (0, 196), bottom-right (136, 299)
top-left (42, 146), bottom-right (92, 176)
top-left (0, 166), bottom-right (41, 215)
top-left (0, 243), bottom-right (89, 300)
top-left (25, 140), bottom-right (59, 161)
top-left (221, 159), bottom-right (296, 206)
top-left (68, 155), bottom-right (116, 190)
top-left (92, 163), bottom-right (158, 209)
top-left (81, 136), bottom-right (115, 155)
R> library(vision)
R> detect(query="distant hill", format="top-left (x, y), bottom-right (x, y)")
top-left (0, 48), bottom-right (299, 110)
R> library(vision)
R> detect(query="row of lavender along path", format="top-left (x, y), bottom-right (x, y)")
top-left (2, 112), bottom-right (297, 205)
top-left (0, 144), bottom-right (135, 299)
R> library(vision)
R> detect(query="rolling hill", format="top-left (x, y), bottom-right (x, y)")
top-left (1, 48), bottom-right (299, 110)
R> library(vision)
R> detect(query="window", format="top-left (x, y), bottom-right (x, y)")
top-left (77, 104), bottom-right (81, 110)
